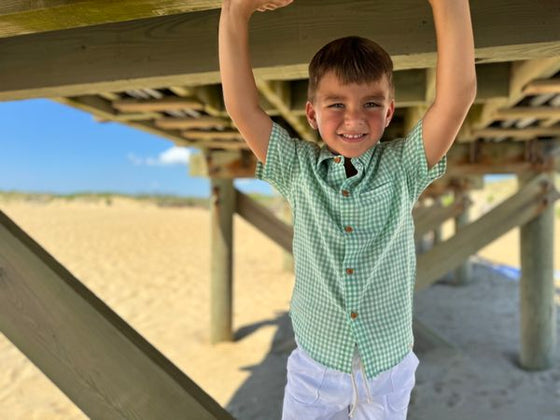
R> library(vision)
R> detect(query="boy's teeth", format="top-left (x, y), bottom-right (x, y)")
top-left (342, 134), bottom-right (363, 139)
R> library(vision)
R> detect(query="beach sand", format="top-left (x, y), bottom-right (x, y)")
top-left (0, 187), bottom-right (559, 420)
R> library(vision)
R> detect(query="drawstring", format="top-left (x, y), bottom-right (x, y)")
top-left (349, 365), bottom-right (359, 417)
top-left (348, 346), bottom-right (372, 418)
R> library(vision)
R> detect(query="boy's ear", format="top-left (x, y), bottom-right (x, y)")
top-left (385, 100), bottom-right (395, 127)
top-left (305, 101), bottom-right (318, 130)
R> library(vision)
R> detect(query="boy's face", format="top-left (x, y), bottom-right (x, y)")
top-left (305, 71), bottom-right (395, 158)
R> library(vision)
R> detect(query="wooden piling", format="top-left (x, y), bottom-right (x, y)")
top-left (453, 190), bottom-right (472, 285)
top-left (518, 172), bottom-right (556, 370)
top-left (432, 197), bottom-right (443, 246)
top-left (210, 178), bottom-right (235, 343)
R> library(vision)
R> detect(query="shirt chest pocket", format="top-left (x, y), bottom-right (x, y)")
top-left (356, 182), bottom-right (395, 234)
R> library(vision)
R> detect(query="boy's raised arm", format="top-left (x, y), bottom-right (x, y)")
top-left (219, 0), bottom-right (293, 163)
top-left (422, 0), bottom-right (477, 169)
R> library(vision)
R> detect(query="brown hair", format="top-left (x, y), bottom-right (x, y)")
top-left (307, 36), bottom-right (394, 102)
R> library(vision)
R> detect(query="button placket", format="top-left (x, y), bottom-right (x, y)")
top-left (341, 176), bottom-right (359, 321)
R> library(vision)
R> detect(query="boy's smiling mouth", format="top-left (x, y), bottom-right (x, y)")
top-left (338, 133), bottom-right (368, 142)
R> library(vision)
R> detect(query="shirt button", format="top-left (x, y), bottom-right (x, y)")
top-left (334, 156), bottom-right (341, 164)
top-left (350, 312), bottom-right (358, 319)
top-left (341, 190), bottom-right (350, 197)
top-left (346, 268), bottom-right (354, 275)
top-left (345, 226), bottom-right (353, 233)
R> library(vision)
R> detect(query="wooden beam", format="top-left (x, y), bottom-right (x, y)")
top-left (2, 0), bottom-right (560, 100)
top-left (453, 191), bottom-right (473, 285)
top-left (54, 96), bottom-right (187, 144)
top-left (523, 78), bottom-right (560, 96)
top-left (170, 85), bottom-right (225, 117)
top-left (95, 111), bottom-right (162, 122)
top-left (0, 0), bottom-right (222, 38)
top-left (518, 172), bottom-right (556, 370)
top-left (177, 139), bottom-right (249, 151)
top-left (234, 190), bottom-right (293, 253)
top-left (414, 195), bottom-right (471, 239)
top-left (474, 57), bottom-right (560, 131)
top-left (494, 106), bottom-right (560, 120)
top-left (0, 210), bottom-right (234, 420)
top-left (473, 127), bottom-right (560, 140)
top-left (210, 178), bottom-right (235, 343)
top-left (446, 138), bottom-right (560, 175)
top-left (155, 116), bottom-right (231, 130)
top-left (181, 130), bottom-right (243, 141)
top-left (415, 173), bottom-right (560, 291)
top-left (113, 97), bottom-right (204, 112)
top-left (190, 150), bottom-right (256, 178)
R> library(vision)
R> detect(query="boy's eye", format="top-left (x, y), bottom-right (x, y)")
top-left (365, 102), bottom-right (380, 108)
top-left (328, 103), bottom-right (344, 109)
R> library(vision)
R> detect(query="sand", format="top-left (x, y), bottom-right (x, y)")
top-left (0, 189), bottom-right (559, 420)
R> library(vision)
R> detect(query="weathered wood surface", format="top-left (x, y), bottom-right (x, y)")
top-left (0, 211), bottom-right (234, 420)
top-left (414, 195), bottom-right (471, 239)
top-left (518, 173), bottom-right (557, 370)
top-left (453, 191), bottom-right (472, 285)
top-left (210, 178), bottom-right (235, 343)
top-left (0, 0), bottom-right (222, 38)
top-left (234, 190), bottom-right (293, 254)
top-left (415, 173), bottom-right (560, 291)
top-left (1, 0), bottom-right (559, 100)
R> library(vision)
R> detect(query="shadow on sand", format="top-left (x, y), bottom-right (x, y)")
top-left (226, 311), bottom-right (295, 420)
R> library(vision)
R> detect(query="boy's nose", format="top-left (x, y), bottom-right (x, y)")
top-left (344, 108), bottom-right (366, 125)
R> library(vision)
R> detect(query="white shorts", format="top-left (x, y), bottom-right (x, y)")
top-left (282, 345), bottom-right (419, 420)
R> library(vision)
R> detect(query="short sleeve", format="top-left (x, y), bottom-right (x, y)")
top-left (255, 122), bottom-right (301, 198)
top-left (401, 118), bottom-right (447, 200)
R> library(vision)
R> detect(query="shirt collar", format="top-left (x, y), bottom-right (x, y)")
top-left (316, 143), bottom-right (378, 168)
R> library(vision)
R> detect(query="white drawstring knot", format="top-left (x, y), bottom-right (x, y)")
top-left (348, 346), bottom-right (372, 418)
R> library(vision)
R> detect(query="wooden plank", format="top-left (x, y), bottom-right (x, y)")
top-left (210, 178), bottom-right (235, 343)
top-left (414, 195), bottom-right (470, 238)
top-left (473, 127), bottom-right (560, 140)
top-left (156, 116), bottom-right (230, 130)
top-left (181, 130), bottom-right (243, 141)
top-left (518, 172), bottom-right (556, 369)
top-left (474, 58), bottom-right (560, 131)
top-left (234, 190), bottom-right (293, 254)
top-left (1, 0), bottom-right (560, 100)
top-left (113, 97), bottom-right (204, 112)
top-left (523, 78), bottom-right (560, 95)
top-left (453, 191), bottom-right (472, 285)
top-left (190, 151), bottom-right (256, 178)
top-left (95, 111), bottom-right (162, 122)
top-left (494, 106), bottom-right (560, 120)
top-left (169, 85), bottom-right (225, 117)
top-left (0, 0), bottom-right (222, 38)
top-left (446, 138), bottom-right (560, 174)
top-left (415, 173), bottom-right (560, 291)
top-left (55, 96), bottom-right (187, 144)
top-left (0, 210), bottom-right (234, 420)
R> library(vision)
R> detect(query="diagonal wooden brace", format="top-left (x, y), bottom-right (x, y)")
top-left (416, 173), bottom-right (560, 291)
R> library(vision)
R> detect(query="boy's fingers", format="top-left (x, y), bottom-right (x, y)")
top-left (256, 0), bottom-right (293, 12)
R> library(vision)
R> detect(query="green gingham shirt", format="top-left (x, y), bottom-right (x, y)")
top-left (256, 119), bottom-right (446, 379)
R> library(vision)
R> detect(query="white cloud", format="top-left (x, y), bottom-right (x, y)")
top-left (127, 147), bottom-right (191, 166)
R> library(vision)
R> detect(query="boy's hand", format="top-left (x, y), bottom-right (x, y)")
top-left (224, 0), bottom-right (293, 17)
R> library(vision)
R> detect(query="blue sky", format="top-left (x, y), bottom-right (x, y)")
top-left (0, 99), bottom-right (274, 197)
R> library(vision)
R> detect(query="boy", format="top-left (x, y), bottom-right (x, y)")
top-left (219, 0), bottom-right (476, 418)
